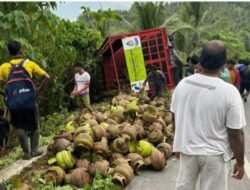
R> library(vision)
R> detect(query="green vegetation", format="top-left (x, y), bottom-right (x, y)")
top-left (0, 2), bottom-right (102, 115)
top-left (79, 2), bottom-right (250, 60)
top-left (84, 171), bottom-right (117, 190)
top-left (0, 147), bottom-right (22, 170)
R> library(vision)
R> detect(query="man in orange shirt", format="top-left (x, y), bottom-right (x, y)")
top-left (227, 59), bottom-right (240, 89)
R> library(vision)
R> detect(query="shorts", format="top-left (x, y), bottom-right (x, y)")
top-left (76, 94), bottom-right (91, 108)
top-left (10, 107), bottom-right (38, 132)
top-left (240, 82), bottom-right (250, 94)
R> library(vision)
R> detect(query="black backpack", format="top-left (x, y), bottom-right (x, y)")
top-left (5, 60), bottom-right (36, 111)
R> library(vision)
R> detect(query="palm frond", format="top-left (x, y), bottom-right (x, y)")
top-left (160, 14), bottom-right (180, 28)
top-left (170, 24), bottom-right (194, 35)
top-left (119, 15), bottom-right (137, 31)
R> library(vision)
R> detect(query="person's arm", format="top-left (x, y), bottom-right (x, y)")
top-left (74, 84), bottom-right (90, 95)
top-left (37, 73), bottom-right (50, 96)
top-left (71, 85), bottom-right (77, 95)
top-left (142, 73), bottom-right (150, 89)
top-left (0, 81), bottom-right (4, 97)
top-left (0, 81), bottom-right (4, 96)
top-left (171, 113), bottom-right (180, 160)
top-left (228, 128), bottom-right (245, 179)
top-left (226, 89), bottom-right (246, 180)
top-left (160, 71), bottom-right (167, 84)
top-left (143, 74), bottom-right (149, 86)
top-left (0, 64), bottom-right (7, 83)
top-left (71, 78), bottom-right (77, 96)
top-left (30, 61), bottom-right (50, 96)
top-left (170, 89), bottom-right (179, 159)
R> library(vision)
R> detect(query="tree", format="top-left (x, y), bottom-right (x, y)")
top-left (239, 30), bottom-right (250, 52)
top-left (170, 2), bottom-right (224, 55)
top-left (131, 2), bottom-right (165, 30)
top-left (121, 2), bottom-right (192, 33)
top-left (174, 2), bottom-right (250, 57)
top-left (0, 2), bottom-right (103, 115)
top-left (78, 7), bottom-right (122, 38)
top-left (118, 2), bottom-right (250, 59)
top-left (208, 31), bottom-right (250, 60)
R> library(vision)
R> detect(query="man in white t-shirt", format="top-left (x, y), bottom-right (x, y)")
top-left (71, 63), bottom-right (93, 113)
top-left (171, 40), bottom-right (246, 190)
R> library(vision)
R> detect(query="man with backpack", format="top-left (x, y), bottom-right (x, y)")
top-left (0, 41), bottom-right (50, 160)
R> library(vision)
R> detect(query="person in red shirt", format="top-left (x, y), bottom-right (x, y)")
top-left (227, 59), bottom-right (240, 89)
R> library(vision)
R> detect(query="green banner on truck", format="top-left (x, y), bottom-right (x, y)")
top-left (122, 36), bottom-right (147, 92)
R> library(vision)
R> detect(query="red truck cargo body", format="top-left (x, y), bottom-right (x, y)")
top-left (97, 28), bottom-right (174, 91)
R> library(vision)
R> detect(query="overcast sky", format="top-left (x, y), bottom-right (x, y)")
top-left (54, 2), bottom-right (132, 21)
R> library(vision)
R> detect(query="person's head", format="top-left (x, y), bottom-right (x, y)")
top-left (150, 64), bottom-right (158, 72)
top-left (190, 55), bottom-right (199, 66)
top-left (227, 59), bottom-right (236, 70)
top-left (145, 64), bottom-right (152, 72)
top-left (74, 62), bottom-right (84, 73)
top-left (7, 41), bottom-right (23, 57)
top-left (199, 40), bottom-right (227, 73)
top-left (239, 59), bottom-right (245, 64)
top-left (238, 59), bottom-right (249, 66)
top-left (244, 59), bottom-right (250, 66)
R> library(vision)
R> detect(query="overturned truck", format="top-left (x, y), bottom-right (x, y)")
top-left (97, 28), bottom-right (176, 93)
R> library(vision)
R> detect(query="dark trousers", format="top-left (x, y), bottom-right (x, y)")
top-left (0, 119), bottom-right (10, 147)
top-left (240, 82), bottom-right (250, 95)
top-left (150, 86), bottom-right (165, 100)
top-left (10, 107), bottom-right (40, 155)
top-left (10, 108), bottom-right (38, 132)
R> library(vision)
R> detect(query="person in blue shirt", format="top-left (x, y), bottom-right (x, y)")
top-left (235, 59), bottom-right (247, 73)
